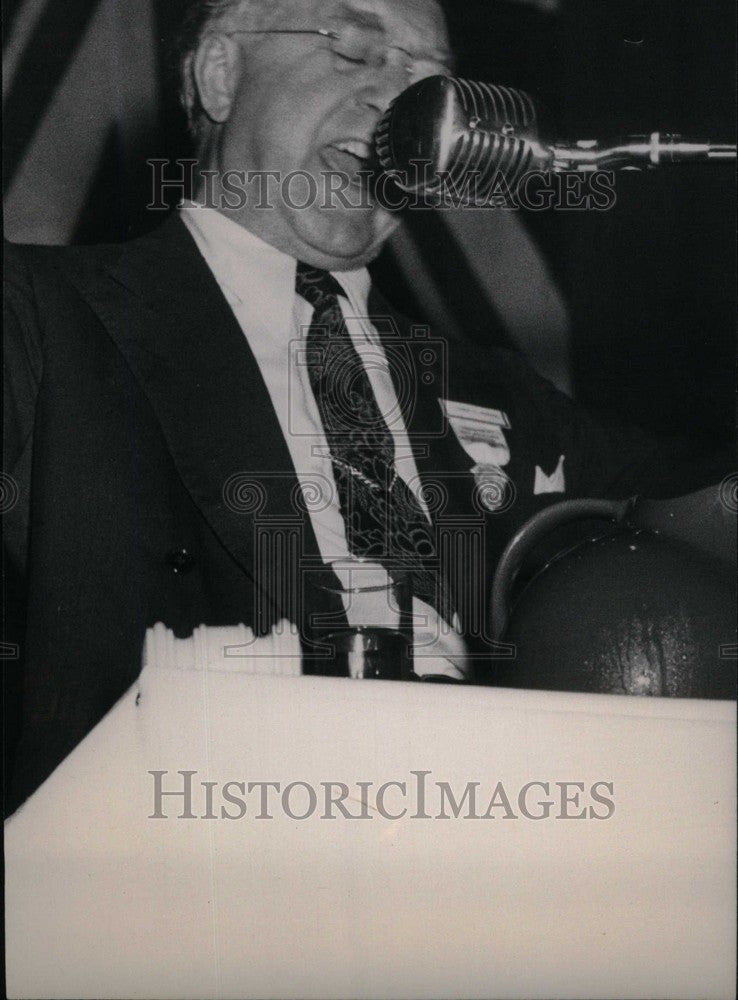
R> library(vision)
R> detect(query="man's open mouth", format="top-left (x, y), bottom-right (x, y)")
top-left (320, 139), bottom-right (374, 180)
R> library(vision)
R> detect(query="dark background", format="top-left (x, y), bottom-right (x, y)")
top-left (440, 0), bottom-right (737, 440)
top-left (3, 0), bottom-right (736, 440)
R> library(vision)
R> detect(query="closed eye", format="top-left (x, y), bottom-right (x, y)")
top-left (334, 50), bottom-right (368, 67)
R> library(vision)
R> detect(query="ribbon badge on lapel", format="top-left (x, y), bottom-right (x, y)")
top-left (440, 399), bottom-right (516, 513)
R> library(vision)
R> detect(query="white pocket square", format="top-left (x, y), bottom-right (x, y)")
top-left (534, 454), bottom-right (566, 495)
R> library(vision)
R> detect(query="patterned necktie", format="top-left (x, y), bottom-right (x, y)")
top-left (295, 263), bottom-right (455, 627)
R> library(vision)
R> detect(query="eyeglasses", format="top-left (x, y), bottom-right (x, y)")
top-left (218, 25), bottom-right (454, 85)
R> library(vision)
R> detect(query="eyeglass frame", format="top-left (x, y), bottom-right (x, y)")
top-left (215, 27), bottom-right (454, 84)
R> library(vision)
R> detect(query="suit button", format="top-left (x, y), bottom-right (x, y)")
top-left (166, 548), bottom-right (195, 574)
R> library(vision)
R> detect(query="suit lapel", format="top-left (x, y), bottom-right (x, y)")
top-left (371, 288), bottom-right (492, 638)
top-left (369, 287), bottom-right (477, 523)
top-left (66, 214), bottom-right (323, 622)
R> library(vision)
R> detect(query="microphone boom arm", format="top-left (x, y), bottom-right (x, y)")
top-left (550, 133), bottom-right (737, 171)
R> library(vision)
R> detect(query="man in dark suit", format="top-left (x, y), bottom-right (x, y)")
top-left (3, 0), bottom-right (727, 811)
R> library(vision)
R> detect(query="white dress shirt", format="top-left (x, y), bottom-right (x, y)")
top-left (179, 203), bottom-right (468, 678)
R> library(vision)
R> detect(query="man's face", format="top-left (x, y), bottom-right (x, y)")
top-left (205, 0), bottom-right (451, 269)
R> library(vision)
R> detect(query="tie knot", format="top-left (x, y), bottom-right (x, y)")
top-left (295, 263), bottom-right (347, 310)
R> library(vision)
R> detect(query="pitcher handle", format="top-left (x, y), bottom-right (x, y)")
top-left (490, 497), bottom-right (635, 641)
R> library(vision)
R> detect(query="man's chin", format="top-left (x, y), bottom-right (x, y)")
top-left (291, 209), bottom-right (399, 271)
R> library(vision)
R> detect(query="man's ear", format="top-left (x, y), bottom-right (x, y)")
top-left (192, 34), bottom-right (241, 124)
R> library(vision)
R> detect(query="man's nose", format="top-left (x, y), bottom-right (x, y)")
top-left (355, 62), bottom-right (411, 115)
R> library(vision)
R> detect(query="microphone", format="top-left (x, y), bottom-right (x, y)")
top-left (375, 76), bottom-right (737, 204)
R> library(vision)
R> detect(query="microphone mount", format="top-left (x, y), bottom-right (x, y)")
top-left (549, 135), bottom-right (737, 171)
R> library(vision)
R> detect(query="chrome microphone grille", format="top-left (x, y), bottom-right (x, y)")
top-left (375, 75), bottom-right (551, 202)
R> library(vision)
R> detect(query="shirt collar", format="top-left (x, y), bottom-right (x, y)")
top-left (334, 265), bottom-right (371, 315)
top-left (179, 201), bottom-right (295, 306)
top-left (179, 201), bottom-right (371, 322)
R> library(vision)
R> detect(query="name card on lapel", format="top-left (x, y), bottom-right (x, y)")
top-left (440, 398), bottom-right (511, 468)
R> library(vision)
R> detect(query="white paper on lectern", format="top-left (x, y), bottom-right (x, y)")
top-left (5, 665), bottom-right (736, 1000)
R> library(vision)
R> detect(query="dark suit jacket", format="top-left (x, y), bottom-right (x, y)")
top-left (3, 213), bottom-right (726, 811)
